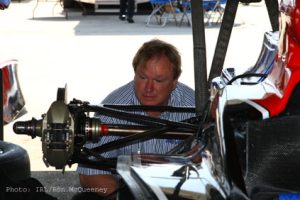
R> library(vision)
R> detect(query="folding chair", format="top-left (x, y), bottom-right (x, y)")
top-left (179, 0), bottom-right (192, 26)
top-left (146, 0), bottom-right (179, 27)
top-left (204, 0), bottom-right (227, 25)
top-left (179, 0), bottom-right (227, 27)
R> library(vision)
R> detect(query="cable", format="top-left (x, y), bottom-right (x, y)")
top-left (227, 73), bottom-right (267, 85)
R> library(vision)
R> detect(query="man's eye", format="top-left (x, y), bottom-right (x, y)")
top-left (155, 79), bottom-right (164, 83)
top-left (139, 75), bottom-right (146, 79)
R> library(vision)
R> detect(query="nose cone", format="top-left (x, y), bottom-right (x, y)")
top-left (1, 60), bottom-right (26, 124)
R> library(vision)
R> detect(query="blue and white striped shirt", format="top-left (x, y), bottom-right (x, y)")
top-left (77, 81), bottom-right (195, 175)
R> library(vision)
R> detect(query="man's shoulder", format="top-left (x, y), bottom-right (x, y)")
top-left (102, 81), bottom-right (135, 104)
top-left (171, 82), bottom-right (195, 106)
top-left (175, 82), bottom-right (195, 94)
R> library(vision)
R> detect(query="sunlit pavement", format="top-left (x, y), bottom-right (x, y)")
top-left (1, 1), bottom-right (272, 198)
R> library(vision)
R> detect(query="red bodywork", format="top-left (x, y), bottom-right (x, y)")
top-left (255, 0), bottom-right (300, 117)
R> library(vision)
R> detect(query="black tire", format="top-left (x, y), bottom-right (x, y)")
top-left (0, 141), bottom-right (30, 182)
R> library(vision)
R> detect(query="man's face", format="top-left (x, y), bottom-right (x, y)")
top-left (134, 55), bottom-right (178, 107)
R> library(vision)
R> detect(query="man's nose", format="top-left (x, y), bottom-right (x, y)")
top-left (145, 80), bottom-right (154, 92)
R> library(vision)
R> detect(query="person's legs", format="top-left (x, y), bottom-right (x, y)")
top-left (126, 0), bottom-right (135, 23)
top-left (119, 0), bottom-right (127, 20)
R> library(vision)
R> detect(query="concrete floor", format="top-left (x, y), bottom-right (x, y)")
top-left (1, 1), bottom-right (272, 199)
top-left (31, 171), bottom-right (80, 199)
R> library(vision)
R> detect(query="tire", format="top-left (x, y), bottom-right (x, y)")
top-left (0, 141), bottom-right (30, 182)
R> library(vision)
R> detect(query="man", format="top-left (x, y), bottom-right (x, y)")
top-left (76, 39), bottom-right (195, 199)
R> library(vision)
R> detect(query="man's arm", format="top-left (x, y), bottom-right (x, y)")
top-left (79, 174), bottom-right (119, 197)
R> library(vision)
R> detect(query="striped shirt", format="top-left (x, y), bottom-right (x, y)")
top-left (77, 81), bottom-right (195, 175)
